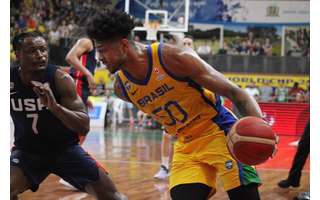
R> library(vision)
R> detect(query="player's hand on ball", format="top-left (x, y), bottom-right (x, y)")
top-left (31, 81), bottom-right (58, 110)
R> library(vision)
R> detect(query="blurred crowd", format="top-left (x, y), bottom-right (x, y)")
top-left (10, 0), bottom-right (109, 60)
top-left (244, 81), bottom-right (309, 103)
top-left (222, 33), bottom-right (273, 56)
top-left (11, 0), bottom-right (309, 61)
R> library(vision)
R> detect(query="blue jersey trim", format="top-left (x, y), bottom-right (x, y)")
top-left (157, 43), bottom-right (189, 82)
top-left (212, 94), bottom-right (237, 135)
top-left (122, 45), bottom-right (153, 85)
top-left (187, 79), bottom-right (236, 135)
top-left (237, 162), bottom-right (245, 185)
top-left (115, 74), bottom-right (133, 103)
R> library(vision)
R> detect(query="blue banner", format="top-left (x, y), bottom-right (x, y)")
top-left (115, 0), bottom-right (309, 24)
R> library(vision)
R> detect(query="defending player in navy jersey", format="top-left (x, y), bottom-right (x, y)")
top-left (10, 31), bottom-right (126, 200)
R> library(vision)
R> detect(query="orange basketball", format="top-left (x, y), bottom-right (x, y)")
top-left (226, 116), bottom-right (277, 165)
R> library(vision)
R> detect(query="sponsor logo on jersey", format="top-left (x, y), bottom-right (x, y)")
top-left (154, 68), bottom-right (160, 74)
top-left (225, 160), bottom-right (233, 170)
top-left (12, 158), bottom-right (19, 164)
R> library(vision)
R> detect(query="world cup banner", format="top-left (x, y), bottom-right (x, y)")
top-left (188, 0), bottom-right (309, 24)
top-left (224, 73), bottom-right (309, 89)
top-left (234, 1), bottom-right (309, 24)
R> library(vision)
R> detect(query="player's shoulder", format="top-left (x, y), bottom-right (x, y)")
top-left (55, 67), bottom-right (74, 82)
top-left (52, 68), bottom-right (77, 96)
top-left (78, 37), bottom-right (92, 43)
top-left (77, 38), bottom-right (94, 49)
top-left (161, 42), bottom-right (195, 60)
top-left (159, 43), bottom-right (198, 79)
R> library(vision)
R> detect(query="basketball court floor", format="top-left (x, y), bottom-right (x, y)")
top-left (17, 125), bottom-right (309, 200)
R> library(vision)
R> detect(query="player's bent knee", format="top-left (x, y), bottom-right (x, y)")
top-left (170, 183), bottom-right (212, 200)
top-left (10, 166), bottom-right (31, 197)
top-left (227, 183), bottom-right (260, 200)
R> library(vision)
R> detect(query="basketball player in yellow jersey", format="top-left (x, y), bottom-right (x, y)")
top-left (87, 10), bottom-right (263, 200)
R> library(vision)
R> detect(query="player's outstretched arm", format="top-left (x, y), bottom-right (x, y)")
top-left (161, 44), bottom-right (262, 118)
top-left (65, 38), bottom-right (96, 89)
top-left (32, 69), bottom-right (90, 134)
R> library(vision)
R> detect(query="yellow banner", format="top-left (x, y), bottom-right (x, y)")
top-left (224, 73), bottom-right (309, 89)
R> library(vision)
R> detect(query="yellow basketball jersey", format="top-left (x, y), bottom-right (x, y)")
top-left (117, 43), bottom-right (236, 143)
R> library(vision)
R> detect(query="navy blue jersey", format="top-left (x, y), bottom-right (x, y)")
top-left (10, 65), bottom-right (79, 154)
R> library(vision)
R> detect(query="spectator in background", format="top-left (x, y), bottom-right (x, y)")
top-left (246, 40), bottom-right (253, 55)
top-left (134, 35), bottom-right (141, 42)
top-left (260, 81), bottom-right (274, 102)
top-left (44, 13), bottom-right (56, 31)
top-left (245, 82), bottom-right (260, 101)
top-left (197, 40), bottom-right (212, 55)
top-left (17, 15), bottom-right (27, 30)
top-left (275, 82), bottom-right (288, 102)
top-left (27, 14), bottom-right (37, 31)
top-left (252, 41), bottom-right (265, 56)
top-left (248, 31), bottom-right (255, 43)
top-left (37, 23), bottom-right (46, 33)
top-left (58, 20), bottom-right (70, 46)
top-left (263, 38), bottom-right (273, 56)
top-left (238, 41), bottom-right (249, 55)
top-left (182, 36), bottom-right (194, 49)
top-left (218, 42), bottom-right (229, 55)
top-left (289, 82), bottom-right (305, 102)
top-left (137, 110), bottom-right (149, 127)
top-left (48, 25), bottom-right (60, 46)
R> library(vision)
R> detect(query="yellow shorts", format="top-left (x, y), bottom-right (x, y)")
top-left (169, 131), bottom-right (261, 193)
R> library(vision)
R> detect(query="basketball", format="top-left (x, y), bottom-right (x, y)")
top-left (226, 116), bottom-right (277, 165)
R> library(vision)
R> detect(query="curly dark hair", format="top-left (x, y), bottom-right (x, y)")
top-left (86, 9), bottom-right (135, 42)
